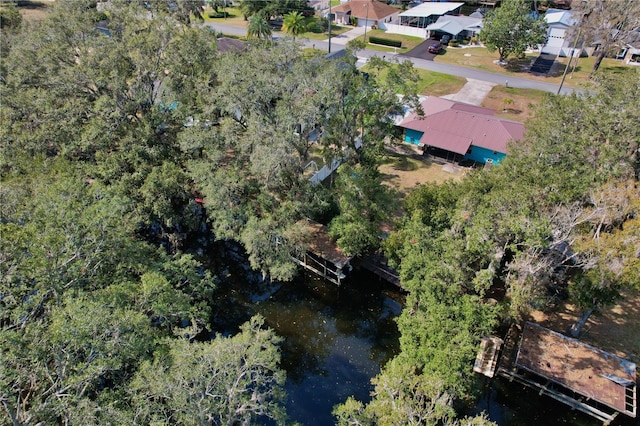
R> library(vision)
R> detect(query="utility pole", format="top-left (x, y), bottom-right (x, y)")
top-left (363, 2), bottom-right (369, 44)
top-left (328, 1), bottom-right (332, 53)
top-left (557, 23), bottom-right (582, 95)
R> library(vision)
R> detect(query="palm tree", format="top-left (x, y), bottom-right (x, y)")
top-left (282, 11), bottom-right (307, 40)
top-left (247, 15), bottom-right (272, 41)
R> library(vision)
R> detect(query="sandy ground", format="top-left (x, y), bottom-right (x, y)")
top-left (528, 289), bottom-right (640, 364)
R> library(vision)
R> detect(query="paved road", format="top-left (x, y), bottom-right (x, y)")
top-left (205, 22), bottom-right (580, 96)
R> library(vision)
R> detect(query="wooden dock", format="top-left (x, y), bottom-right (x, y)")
top-left (357, 253), bottom-right (402, 288)
top-left (476, 322), bottom-right (637, 425)
top-left (293, 219), bottom-right (353, 286)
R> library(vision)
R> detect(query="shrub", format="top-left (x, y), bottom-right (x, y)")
top-left (208, 11), bottom-right (229, 18)
top-left (368, 36), bottom-right (402, 48)
top-left (449, 40), bottom-right (460, 47)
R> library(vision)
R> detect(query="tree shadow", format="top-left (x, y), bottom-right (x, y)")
top-left (16, 0), bottom-right (50, 9)
top-left (504, 57), bottom-right (535, 73)
top-left (502, 108), bottom-right (523, 115)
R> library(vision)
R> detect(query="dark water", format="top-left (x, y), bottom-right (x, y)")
top-left (208, 245), bottom-right (637, 426)
top-left (209, 248), bottom-right (403, 425)
top-left (472, 378), bottom-right (638, 426)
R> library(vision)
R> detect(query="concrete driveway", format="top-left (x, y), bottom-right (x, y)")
top-left (441, 78), bottom-right (496, 106)
top-left (330, 26), bottom-right (366, 45)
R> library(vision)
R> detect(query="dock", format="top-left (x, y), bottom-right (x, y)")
top-left (475, 322), bottom-right (637, 425)
top-left (293, 219), bottom-right (353, 286)
top-left (357, 253), bottom-right (402, 288)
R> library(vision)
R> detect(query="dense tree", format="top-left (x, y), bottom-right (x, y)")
top-left (188, 43), bottom-right (418, 279)
top-left (0, 166), bottom-right (215, 424)
top-left (236, 0), bottom-right (312, 20)
top-left (329, 162), bottom-right (395, 257)
top-left (569, 0), bottom-right (640, 73)
top-left (128, 316), bottom-right (286, 426)
top-left (479, 0), bottom-right (548, 63)
top-left (143, 0), bottom-right (205, 23)
top-left (1, 0), bottom-right (218, 246)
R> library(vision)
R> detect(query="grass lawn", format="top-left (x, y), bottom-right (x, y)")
top-left (363, 63), bottom-right (466, 97)
top-left (202, 7), bottom-right (247, 28)
top-left (16, 0), bottom-right (52, 22)
top-left (356, 30), bottom-right (425, 54)
top-left (415, 69), bottom-right (466, 96)
top-left (481, 86), bottom-right (548, 122)
top-left (435, 45), bottom-right (635, 90)
top-left (301, 24), bottom-right (351, 41)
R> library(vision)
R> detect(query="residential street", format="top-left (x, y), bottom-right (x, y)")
top-left (204, 22), bottom-right (580, 96)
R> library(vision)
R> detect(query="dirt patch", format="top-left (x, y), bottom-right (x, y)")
top-left (17, 0), bottom-right (53, 22)
top-left (481, 85), bottom-right (547, 122)
top-left (528, 289), bottom-right (640, 363)
top-left (379, 145), bottom-right (466, 195)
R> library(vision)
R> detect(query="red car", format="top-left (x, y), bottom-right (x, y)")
top-left (428, 43), bottom-right (443, 54)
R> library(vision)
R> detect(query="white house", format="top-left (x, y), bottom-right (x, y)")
top-left (308, 0), bottom-right (330, 12)
top-left (385, 2), bottom-right (464, 39)
top-left (424, 14), bottom-right (483, 40)
top-left (542, 8), bottom-right (580, 57)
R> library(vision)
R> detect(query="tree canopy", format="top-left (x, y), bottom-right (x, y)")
top-left (336, 67), bottom-right (640, 423)
top-left (568, 0), bottom-right (640, 73)
top-left (479, 0), bottom-right (548, 63)
top-left (3, 1), bottom-right (639, 424)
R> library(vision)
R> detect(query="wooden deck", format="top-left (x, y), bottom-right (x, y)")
top-left (357, 253), bottom-right (402, 288)
top-left (294, 219), bottom-right (353, 286)
top-left (484, 322), bottom-right (637, 424)
top-left (516, 322), bottom-right (636, 417)
top-left (473, 336), bottom-right (503, 378)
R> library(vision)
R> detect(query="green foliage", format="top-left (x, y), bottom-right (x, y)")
top-left (480, 0), bottom-right (547, 62)
top-left (237, 0), bottom-right (312, 20)
top-left (128, 316), bottom-right (286, 426)
top-left (329, 163), bottom-right (395, 257)
top-left (368, 36), bottom-right (402, 48)
top-left (247, 14), bottom-right (272, 40)
top-left (282, 11), bottom-right (307, 39)
top-left (0, 2), bottom-right (22, 30)
top-left (333, 357), bottom-right (497, 425)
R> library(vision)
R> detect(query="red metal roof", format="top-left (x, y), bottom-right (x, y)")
top-left (399, 97), bottom-right (524, 154)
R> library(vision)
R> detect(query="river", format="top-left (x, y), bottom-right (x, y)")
top-left (207, 244), bottom-right (637, 426)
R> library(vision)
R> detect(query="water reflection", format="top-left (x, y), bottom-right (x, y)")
top-left (206, 244), bottom-right (635, 426)
top-left (471, 368), bottom-right (638, 426)
top-left (208, 249), bottom-right (404, 426)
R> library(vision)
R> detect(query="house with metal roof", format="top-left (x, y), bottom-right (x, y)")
top-left (542, 8), bottom-right (580, 56)
top-left (386, 2), bottom-right (464, 38)
top-left (424, 14), bottom-right (483, 41)
top-left (332, 0), bottom-right (400, 30)
top-left (398, 97), bottom-right (524, 165)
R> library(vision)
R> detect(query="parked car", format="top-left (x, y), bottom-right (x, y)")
top-left (441, 34), bottom-right (450, 45)
top-left (428, 42), bottom-right (443, 54)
